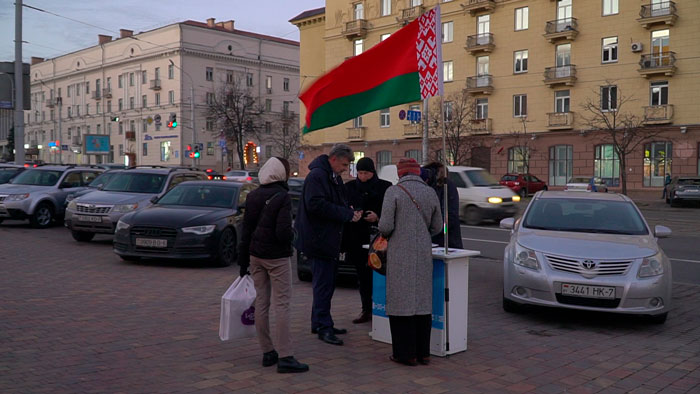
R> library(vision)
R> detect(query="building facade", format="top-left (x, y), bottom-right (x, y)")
top-left (292, 0), bottom-right (699, 191)
top-left (26, 18), bottom-right (300, 170)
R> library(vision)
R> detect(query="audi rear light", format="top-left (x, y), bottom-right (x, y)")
top-left (207, 175), bottom-right (213, 180)
top-left (222, 176), bottom-right (227, 180)
top-left (246, 176), bottom-right (252, 181)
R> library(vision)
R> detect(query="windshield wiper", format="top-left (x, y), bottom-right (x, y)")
top-left (564, 228), bottom-right (633, 235)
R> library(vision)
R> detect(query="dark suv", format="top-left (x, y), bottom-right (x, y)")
top-left (500, 173), bottom-right (548, 198)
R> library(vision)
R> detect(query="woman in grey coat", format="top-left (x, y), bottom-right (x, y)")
top-left (378, 158), bottom-right (443, 366)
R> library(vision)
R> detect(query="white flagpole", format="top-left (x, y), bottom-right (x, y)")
top-left (440, 95), bottom-right (448, 255)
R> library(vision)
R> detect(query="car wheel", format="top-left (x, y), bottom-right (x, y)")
top-left (503, 297), bottom-right (523, 313)
top-left (464, 206), bottom-right (481, 226)
top-left (519, 188), bottom-right (527, 198)
top-left (71, 230), bottom-right (95, 242)
top-left (30, 203), bottom-right (54, 229)
top-left (120, 255), bottom-right (140, 262)
top-left (647, 312), bottom-right (668, 324)
top-left (670, 194), bottom-right (680, 207)
top-left (215, 228), bottom-right (236, 267)
top-left (0, 218), bottom-right (3, 225)
top-left (296, 250), bottom-right (312, 281)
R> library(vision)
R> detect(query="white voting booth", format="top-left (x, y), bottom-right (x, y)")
top-left (371, 248), bottom-right (479, 357)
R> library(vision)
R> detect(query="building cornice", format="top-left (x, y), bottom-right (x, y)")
top-left (181, 48), bottom-right (299, 73)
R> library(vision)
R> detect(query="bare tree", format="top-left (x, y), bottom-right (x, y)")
top-left (579, 81), bottom-right (662, 195)
top-left (508, 117), bottom-right (533, 196)
top-left (266, 112), bottom-right (301, 170)
top-left (207, 78), bottom-right (263, 170)
top-left (428, 91), bottom-right (482, 165)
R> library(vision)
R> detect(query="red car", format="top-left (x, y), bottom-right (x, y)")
top-left (499, 173), bottom-right (548, 197)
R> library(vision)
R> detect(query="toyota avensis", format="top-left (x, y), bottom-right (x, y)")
top-left (500, 191), bottom-right (672, 323)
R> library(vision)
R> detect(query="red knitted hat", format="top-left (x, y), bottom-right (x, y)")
top-left (397, 158), bottom-right (421, 177)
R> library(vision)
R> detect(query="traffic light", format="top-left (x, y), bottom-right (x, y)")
top-left (167, 113), bottom-right (177, 128)
top-left (193, 144), bottom-right (200, 158)
top-left (111, 116), bottom-right (120, 122)
top-left (186, 144), bottom-right (194, 158)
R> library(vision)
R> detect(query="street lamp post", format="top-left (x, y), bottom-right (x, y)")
top-left (169, 60), bottom-right (195, 166)
top-left (0, 72), bottom-right (15, 160)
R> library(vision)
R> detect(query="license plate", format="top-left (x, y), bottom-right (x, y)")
top-left (135, 238), bottom-right (167, 248)
top-left (76, 215), bottom-right (103, 223)
top-left (561, 283), bottom-right (615, 299)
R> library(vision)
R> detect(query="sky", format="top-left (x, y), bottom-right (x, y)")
top-left (0, 0), bottom-right (324, 63)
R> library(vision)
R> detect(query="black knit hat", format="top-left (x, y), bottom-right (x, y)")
top-left (356, 157), bottom-right (376, 173)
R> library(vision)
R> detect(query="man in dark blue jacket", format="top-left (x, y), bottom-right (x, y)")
top-left (295, 144), bottom-right (361, 346)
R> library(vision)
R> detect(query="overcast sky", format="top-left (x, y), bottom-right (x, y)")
top-left (0, 0), bottom-right (324, 62)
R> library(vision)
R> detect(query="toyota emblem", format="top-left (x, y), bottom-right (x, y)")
top-left (582, 260), bottom-right (596, 270)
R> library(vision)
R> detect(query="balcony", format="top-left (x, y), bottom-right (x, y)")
top-left (397, 5), bottom-right (424, 25)
top-left (547, 112), bottom-right (574, 130)
top-left (347, 127), bottom-right (366, 141)
top-left (149, 79), bottom-right (162, 90)
top-left (342, 19), bottom-right (368, 40)
top-left (638, 52), bottom-right (676, 77)
top-left (469, 118), bottom-right (492, 134)
top-left (102, 88), bottom-right (112, 98)
top-left (465, 75), bottom-right (493, 95)
top-left (544, 65), bottom-right (577, 87)
top-left (465, 33), bottom-right (494, 55)
top-left (92, 90), bottom-right (101, 100)
top-left (461, 0), bottom-right (496, 16)
top-left (46, 98), bottom-right (57, 108)
top-left (638, 2), bottom-right (677, 29)
top-left (71, 136), bottom-right (82, 146)
top-left (543, 18), bottom-right (578, 43)
top-left (282, 110), bottom-right (295, 120)
top-left (403, 124), bottom-right (422, 138)
top-left (644, 105), bottom-right (674, 125)
top-left (125, 131), bottom-right (136, 140)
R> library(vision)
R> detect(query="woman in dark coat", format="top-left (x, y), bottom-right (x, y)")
top-left (421, 162), bottom-right (463, 249)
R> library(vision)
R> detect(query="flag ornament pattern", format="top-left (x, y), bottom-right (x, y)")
top-left (300, 6), bottom-right (442, 134)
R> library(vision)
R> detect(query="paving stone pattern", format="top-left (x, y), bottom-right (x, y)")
top-left (0, 225), bottom-right (698, 393)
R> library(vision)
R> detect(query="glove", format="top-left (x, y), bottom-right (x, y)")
top-left (239, 264), bottom-right (250, 277)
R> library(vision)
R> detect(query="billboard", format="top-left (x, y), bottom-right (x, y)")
top-left (84, 134), bottom-right (110, 155)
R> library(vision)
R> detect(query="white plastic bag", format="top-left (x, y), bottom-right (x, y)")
top-left (219, 275), bottom-right (257, 341)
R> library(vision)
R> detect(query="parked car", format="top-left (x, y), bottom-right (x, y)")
top-left (113, 181), bottom-right (256, 266)
top-left (65, 169), bottom-right (124, 206)
top-left (96, 163), bottom-right (128, 170)
top-left (0, 165), bottom-right (104, 228)
top-left (0, 164), bottom-right (26, 185)
top-left (448, 166), bottom-right (520, 225)
top-left (666, 176), bottom-right (700, 206)
top-left (204, 169), bottom-right (226, 180)
top-left (225, 170), bottom-right (258, 183)
top-left (500, 191), bottom-right (672, 324)
top-left (296, 248), bottom-right (357, 282)
top-left (500, 173), bottom-right (548, 198)
top-left (287, 177), bottom-right (304, 218)
top-left (64, 166), bottom-right (208, 242)
top-left (565, 177), bottom-right (608, 192)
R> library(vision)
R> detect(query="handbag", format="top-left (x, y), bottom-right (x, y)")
top-left (219, 275), bottom-right (257, 341)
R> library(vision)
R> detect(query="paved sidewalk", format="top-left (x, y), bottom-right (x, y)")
top-left (0, 225), bottom-right (698, 393)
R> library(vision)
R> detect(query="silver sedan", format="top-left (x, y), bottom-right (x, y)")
top-left (500, 191), bottom-right (672, 323)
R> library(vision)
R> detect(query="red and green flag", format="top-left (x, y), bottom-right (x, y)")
top-left (300, 7), bottom-right (443, 134)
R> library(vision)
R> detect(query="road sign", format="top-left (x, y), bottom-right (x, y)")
top-left (154, 114), bottom-right (162, 126)
top-left (218, 139), bottom-right (226, 147)
top-left (399, 110), bottom-right (406, 120)
top-left (407, 110), bottom-right (421, 122)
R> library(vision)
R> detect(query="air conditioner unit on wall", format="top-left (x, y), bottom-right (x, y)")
top-left (631, 42), bottom-right (643, 52)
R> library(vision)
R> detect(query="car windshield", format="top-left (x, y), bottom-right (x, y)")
top-left (288, 179), bottom-right (303, 191)
top-left (88, 172), bottom-right (118, 188)
top-left (102, 173), bottom-right (166, 193)
top-left (248, 171), bottom-right (258, 178)
top-left (158, 184), bottom-right (236, 208)
top-left (0, 168), bottom-right (22, 183)
top-left (501, 175), bottom-right (518, 182)
top-left (523, 198), bottom-right (648, 235)
top-left (678, 178), bottom-right (700, 185)
top-left (465, 170), bottom-right (499, 186)
top-left (10, 169), bottom-right (63, 186)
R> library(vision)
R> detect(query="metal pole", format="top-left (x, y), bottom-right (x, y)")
top-left (440, 95), bottom-right (448, 255)
top-left (421, 98), bottom-right (429, 165)
top-left (57, 98), bottom-right (62, 164)
top-left (14, 0), bottom-right (24, 165)
top-left (191, 84), bottom-right (195, 167)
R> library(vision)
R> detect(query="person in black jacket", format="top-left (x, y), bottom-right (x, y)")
top-left (342, 157), bottom-right (391, 324)
top-left (421, 162), bottom-right (463, 249)
top-left (294, 144), bottom-right (362, 346)
top-left (239, 157), bottom-right (309, 374)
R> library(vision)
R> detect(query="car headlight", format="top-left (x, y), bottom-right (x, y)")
top-left (113, 203), bottom-right (138, 213)
top-left (67, 200), bottom-right (77, 210)
top-left (638, 252), bottom-right (664, 278)
top-left (488, 197), bottom-right (503, 204)
top-left (7, 193), bottom-right (30, 201)
top-left (115, 220), bottom-right (130, 231)
top-left (181, 225), bottom-right (216, 235)
top-left (512, 195), bottom-right (521, 202)
top-left (513, 243), bottom-right (540, 270)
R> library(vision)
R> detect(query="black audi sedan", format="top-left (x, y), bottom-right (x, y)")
top-left (113, 181), bottom-right (257, 266)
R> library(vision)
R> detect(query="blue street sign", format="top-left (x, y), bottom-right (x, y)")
top-left (61, 145), bottom-right (69, 151)
top-left (218, 139), bottom-right (226, 147)
top-left (407, 110), bottom-right (421, 122)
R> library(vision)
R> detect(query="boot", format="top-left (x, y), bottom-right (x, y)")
top-left (352, 311), bottom-right (371, 324)
top-left (262, 350), bottom-right (278, 367)
top-left (277, 356), bottom-right (309, 373)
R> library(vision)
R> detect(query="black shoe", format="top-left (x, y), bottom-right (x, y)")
top-left (262, 350), bottom-right (278, 367)
top-left (352, 311), bottom-right (371, 324)
top-left (390, 355), bottom-right (417, 366)
top-left (277, 356), bottom-right (310, 373)
top-left (311, 327), bottom-right (347, 335)
top-left (318, 331), bottom-right (344, 346)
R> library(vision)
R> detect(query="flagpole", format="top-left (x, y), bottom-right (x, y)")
top-left (440, 95), bottom-right (448, 255)
top-left (422, 98), bottom-right (429, 165)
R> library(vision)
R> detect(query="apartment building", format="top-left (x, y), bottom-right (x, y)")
top-left (292, 0), bottom-right (700, 191)
top-left (25, 18), bottom-right (300, 169)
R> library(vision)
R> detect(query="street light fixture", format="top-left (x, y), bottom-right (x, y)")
top-left (168, 59), bottom-right (196, 166)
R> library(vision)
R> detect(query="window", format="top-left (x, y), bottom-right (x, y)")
top-left (206, 92), bottom-right (214, 105)
top-left (697, 143), bottom-right (700, 176)
top-left (601, 85), bottom-right (617, 111)
top-left (380, 33), bottom-right (391, 42)
top-left (381, 0), bottom-right (391, 16)
top-left (142, 95), bottom-right (147, 108)
top-left (206, 118), bottom-right (214, 131)
top-left (129, 97), bottom-right (134, 110)
top-left (142, 119), bottom-right (148, 132)
top-left (226, 71), bottom-right (234, 83)
top-left (443, 61), bottom-right (453, 82)
top-left (106, 78), bottom-right (111, 90)
top-left (160, 141), bottom-right (171, 162)
top-left (143, 143), bottom-right (148, 156)
top-left (155, 93), bottom-right (160, 106)
top-left (477, 56), bottom-right (489, 76)
top-left (410, 0), bottom-right (422, 6)
top-left (354, 3), bottom-right (364, 19)
top-left (107, 100), bottom-right (112, 113)
top-left (85, 104), bottom-right (89, 115)
top-left (354, 39), bottom-right (364, 56)
top-left (168, 64), bottom-right (174, 79)
top-left (514, 95), bottom-right (527, 117)
top-left (555, 90), bottom-right (570, 113)
top-left (118, 75), bottom-right (123, 88)
top-left (96, 124), bottom-right (101, 134)
top-left (265, 122), bottom-right (272, 133)
top-left (265, 145), bottom-right (273, 158)
top-left (85, 81), bottom-right (90, 94)
top-left (265, 76), bottom-right (272, 91)
top-left (650, 81), bottom-right (668, 106)
top-left (207, 142), bottom-right (214, 156)
top-left (442, 21), bottom-right (453, 43)
top-left (119, 144), bottom-right (124, 156)
top-left (595, 144), bottom-right (620, 187)
top-left (265, 99), bottom-right (272, 112)
top-left (514, 50), bottom-right (528, 73)
top-left (644, 142), bottom-right (672, 187)
top-left (130, 120), bottom-right (135, 131)
top-left (603, 0), bottom-right (618, 16)
top-left (154, 67), bottom-right (160, 80)
top-left (129, 72), bottom-right (134, 86)
top-left (405, 149), bottom-right (422, 163)
top-left (283, 78), bottom-right (290, 92)
top-left (444, 101), bottom-right (453, 122)
top-left (353, 116), bottom-right (363, 128)
top-left (476, 98), bottom-right (488, 119)
top-left (376, 151), bottom-right (392, 170)
top-left (508, 147), bottom-right (530, 173)
top-left (118, 98), bottom-right (123, 111)
top-left (246, 73), bottom-right (253, 87)
top-left (515, 7), bottom-right (529, 31)
top-left (380, 108), bottom-right (390, 127)
top-left (549, 145), bottom-right (573, 186)
top-left (142, 70), bottom-right (147, 84)
top-left (205, 67), bottom-right (213, 81)
top-left (107, 123), bottom-right (112, 134)
top-left (283, 101), bottom-right (290, 116)
top-left (602, 37), bottom-right (618, 63)
top-left (169, 91), bottom-right (175, 105)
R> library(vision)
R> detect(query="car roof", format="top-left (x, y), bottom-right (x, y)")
top-left (678, 176), bottom-right (700, 180)
top-left (123, 166), bottom-right (205, 174)
top-left (179, 180), bottom-right (243, 187)
top-left (449, 166), bottom-right (485, 171)
top-left (27, 165), bottom-right (102, 171)
top-left (535, 191), bottom-right (630, 202)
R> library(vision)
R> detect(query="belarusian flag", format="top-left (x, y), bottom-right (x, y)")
top-left (300, 7), bottom-right (442, 134)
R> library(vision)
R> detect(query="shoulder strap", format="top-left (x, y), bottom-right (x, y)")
top-left (396, 184), bottom-right (429, 227)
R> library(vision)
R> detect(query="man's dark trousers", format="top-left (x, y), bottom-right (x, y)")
top-left (311, 257), bottom-right (339, 333)
top-left (348, 246), bottom-right (372, 314)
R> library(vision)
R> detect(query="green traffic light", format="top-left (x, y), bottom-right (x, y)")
top-left (193, 151), bottom-right (200, 158)
top-left (172, 121), bottom-right (177, 128)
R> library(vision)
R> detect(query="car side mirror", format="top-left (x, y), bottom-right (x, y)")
top-left (499, 217), bottom-right (515, 230)
top-left (150, 196), bottom-right (159, 204)
top-left (654, 225), bottom-right (671, 238)
top-left (59, 182), bottom-right (72, 189)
